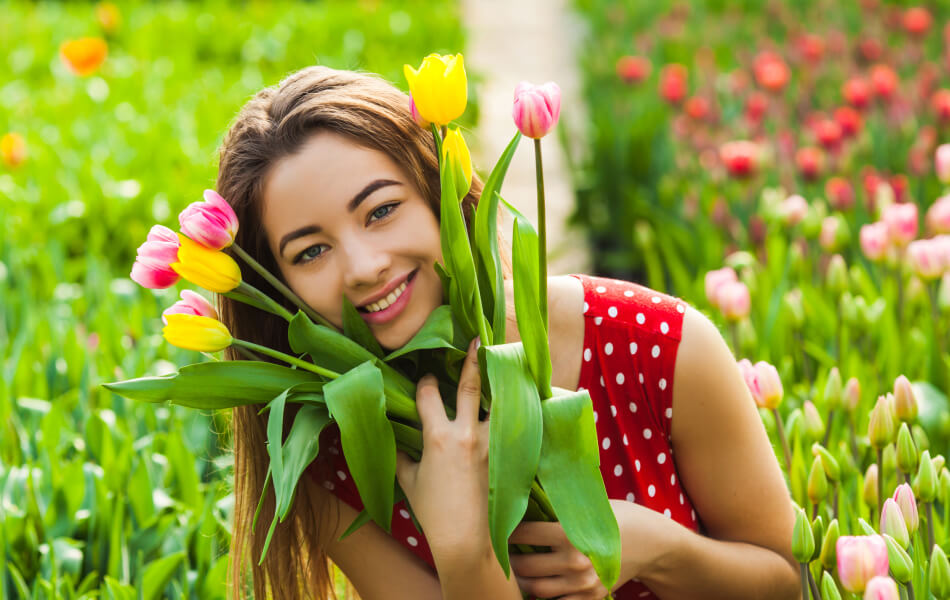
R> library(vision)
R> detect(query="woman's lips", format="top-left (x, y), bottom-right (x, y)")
top-left (359, 270), bottom-right (416, 325)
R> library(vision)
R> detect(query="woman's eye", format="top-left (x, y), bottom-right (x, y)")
top-left (370, 202), bottom-right (399, 222)
top-left (295, 244), bottom-right (327, 264)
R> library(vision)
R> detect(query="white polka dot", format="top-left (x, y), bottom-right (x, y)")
top-left (658, 378), bottom-right (667, 390)
top-left (578, 386), bottom-right (586, 392)
top-left (665, 407), bottom-right (673, 419)
top-left (628, 402), bottom-right (637, 413)
top-left (596, 285), bottom-right (606, 293)
top-left (691, 509), bottom-right (696, 521)
top-left (660, 321), bottom-right (670, 334)
top-left (323, 481), bottom-right (335, 490)
top-left (679, 493), bottom-right (684, 504)
top-left (610, 405), bottom-right (618, 417)
top-left (602, 437), bottom-right (611, 450)
top-left (663, 508), bottom-right (672, 518)
top-left (399, 509), bottom-right (410, 519)
top-left (583, 348), bottom-right (591, 362)
top-left (583, 301), bottom-right (589, 313)
top-left (657, 452), bottom-right (666, 464)
top-left (651, 345), bottom-right (660, 358)
top-left (616, 372), bottom-right (625, 385)
top-left (593, 410), bottom-right (598, 423)
top-left (604, 342), bottom-right (613, 355)
top-left (636, 312), bottom-right (646, 324)
top-left (623, 434), bottom-right (629, 445)
top-left (638, 373), bottom-right (644, 384)
top-left (648, 485), bottom-right (656, 497)
top-left (594, 316), bottom-right (603, 325)
top-left (624, 290), bottom-right (634, 297)
top-left (407, 536), bottom-right (419, 547)
top-left (677, 303), bottom-right (686, 313)
top-left (643, 428), bottom-right (652, 439)
top-left (635, 459), bottom-right (641, 471)
top-left (607, 306), bottom-right (618, 318)
top-left (599, 375), bottom-right (605, 387)
top-left (337, 470), bottom-right (347, 481)
top-left (652, 296), bottom-right (661, 304)
top-left (626, 492), bottom-right (636, 502)
top-left (629, 342), bottom-right (638, 355)
top-left (670, 474), bottom-right (676, 485)
top-left (614, 464), bottom-right (623, 476)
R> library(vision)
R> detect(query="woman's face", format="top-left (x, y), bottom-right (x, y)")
top-left (261, 131), bottom-right (444, 351)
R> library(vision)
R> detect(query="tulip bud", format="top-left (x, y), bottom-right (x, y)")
top-left (826, 254), bottom-right (849, 295)
top-left (819, 572), bottom-right (841, 600)
top-left (813, 443), bottom-right (841, 482)
top-left (792, 506), bottom-right (815, 563)
top-left (892, 483), bottom-right (919, 536)
top-left (896, 423), bottom-right (919, 476)
top-left (935, 455), bottom-right (946, 474)
top-left (809, 456), bottom-right (830, 505)
top-left (162, 290), bottom-right (219, 324)
top-left (718, 281), bottom-right (751, 321)
top-left (917, 449), bottom-right (938, 502)
top-left (821, 518), bottom-right (841, 570)
top-left (803, 401), bottom-right (825, 441)
top-left (860, 222), bottom-right (891, 262)
top-left (130, 225), bottom-right (181, 289)
top-left (881, 202), bottom-right (919, 247)
top-left (837, 535), bottom-right (889, 593)
top-left (864, 464), bottom-right (879, 509)
top-left (893, 375), bottom-right (918, 423)
top-left (824, 367), bottom-right (843, 411)
top-left (863, 575), bottom-right (899, 600)
top-left (869, 394), bottom-right (897, 449)
top-left (441, 127), bottom-right (473, 199)
top-left (930, 545), bottom-right (950, 599)
top-left (811, 515), bottom-right (825, 562)
top-left (403, 53), bottom-right (467, 127)
top-left (162, 314), bottom-right (233, 353)
top-left (754, 361), bottom-right (783, 410)
top-left (937, 144), bottom-right (950, 184)
top-left (178, 189), bottom-right (239, 250)
top-left (880, 499), bottom-right (910, 549)
top-left (881, 533), bottom-right (913, 584)
top-left (913, 424), bottom-right (931, 453)
top-left (940, 468), bottom-right (950, 507)
top-left (845, 377), bottom-right (861, 413)
top-left (783, 289), bottom-right (805, 327)
top-left (512, 81), bottom-right (561, 139)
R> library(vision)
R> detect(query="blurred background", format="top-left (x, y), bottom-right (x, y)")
top-left (4, 0), bottom-right (950, 597)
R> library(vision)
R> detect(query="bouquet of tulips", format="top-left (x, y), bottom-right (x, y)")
top-left (103, 53), bottom-right (621, 594)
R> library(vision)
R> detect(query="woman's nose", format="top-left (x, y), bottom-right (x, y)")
top-left (341, 241), bottom-right (392, 289)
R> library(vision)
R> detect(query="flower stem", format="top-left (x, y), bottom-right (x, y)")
top-left (878, 447), bottom-right (884, 521)
top-left (234, 282), bottom-right (294, 321)
top-left (772, 407), bottom-right (793, 474)
top-left (806, 565), bottom-right (822, 600)
top-left (907, 580), bottom-right (916, 600)
top-left (927, 501), bottom-right (936, 552)
top-left (231, 339), bottom-right (340, 380)
top-left (800, 564), bottom-right (810, 600)
top-left (534, 138), bottom-right (548, 333)
top-left (230, 243), bottom-right (335, 329)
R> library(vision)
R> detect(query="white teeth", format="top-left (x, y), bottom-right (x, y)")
top-left (366, 280), bottom-right (408, 313)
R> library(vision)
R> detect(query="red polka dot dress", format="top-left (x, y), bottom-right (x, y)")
top-left (307, 273), bottom-right (700, 598)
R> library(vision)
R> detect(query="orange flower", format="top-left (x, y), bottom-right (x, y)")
top-left (1, 133), bottom-right (26, 168)
top-left (95, 2), bottom-right (121, 35)
top-left (59, 38), bottom-right (108, 76)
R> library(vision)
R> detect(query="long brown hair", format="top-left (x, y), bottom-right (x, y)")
top-left (215, 65), bottom-right (512, 600)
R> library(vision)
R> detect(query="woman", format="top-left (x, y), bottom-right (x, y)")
top-left (217, 65), bottom-right (800, 599)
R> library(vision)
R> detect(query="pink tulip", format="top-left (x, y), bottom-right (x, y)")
top-left (936, 145), bottom-right (950, 183)
top-left (737, 358), bottom-right (763, 406)
top-left (860, 222), bottom-right (890, 262)
top-left (754, 361), bottom-right (783, 410)
top-left (162, 290), bottom-right (219, 325)
top-left (845, 377), bottom-right (861, 412)
top-left (130, 225), bottom-right (181, 289)
top-left (512, 81), bottom-right (561, 139)
top-left (717, 280), bottom-right (750, 321)
top-left (779, 194), bottom-right (808, 226)
top-left (907, 238), bottom-right (945, 280)
top-left (178, 189), bottom-right (239, 250)
top-left (704, 266), bottom-right (738, 307)
top-left (879, 498), bottom-right (909, 548)
top-left (864, 576), bottom-right (899, 600)
top-left (893, 483), bottom-right (919, 535)
top-left (837, 535), bottom-right (889, 593)
top-left (881, 202), bottom-right (919, 247)
top-left (927, 195), bottom-right (950, 234)
top-left (409, 93), bottom-right (430, 128)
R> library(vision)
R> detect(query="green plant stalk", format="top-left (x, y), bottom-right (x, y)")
top-left (926, 501), bottom-right (936, 553)
top-left (908, 580), bottom-right (916, 600)
top-left (800, 563), bottom-right (810, 600)
top-left (878, 447), bottom-right (884, 522)
top-left (229, 282), bottom-right (294, 321)
top-left (806, 564), bottom-right (821, 600)
top-left (232, 339), bottom-right (341, 380)
top-left (231, 243), bottom-right (334, 329)
top-left (772, 407), bottom-right (793, 473)
top-left (896, 259), bottom-right (905, 328)
top-left (534, 138), bottom-right (548, 333)
top-left (927, 284), bottom-right (946, 388)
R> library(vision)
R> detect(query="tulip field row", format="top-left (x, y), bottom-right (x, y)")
top-left (567, 0), bottom-right (950, 598)
top-left (0, 1), bottom-right (464, 598)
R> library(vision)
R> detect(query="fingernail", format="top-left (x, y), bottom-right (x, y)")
top-left (473, 337), bottom-right (481, 350)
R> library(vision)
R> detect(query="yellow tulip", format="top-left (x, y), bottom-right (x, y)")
top-left (442, 128), bottom-right (473, 199)
top-left (170, 234), bottom-right (242, 293)
top-left (403, 53), bottom-right (467, 126)
top-left (162, 314), bottom-right (233, 352)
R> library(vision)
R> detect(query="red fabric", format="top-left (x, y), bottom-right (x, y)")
top-left (306, 274), bottom-right (700, 598)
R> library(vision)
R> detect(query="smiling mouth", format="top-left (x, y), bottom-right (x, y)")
top-left (356, 270), bottom-right (417, 314)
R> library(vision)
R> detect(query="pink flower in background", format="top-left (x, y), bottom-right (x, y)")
top-left (744, 92), bottom-right (769, 124)
top-left (935, 145), bottom-right (950, 183)
top-left (179, 189), bottom-right (239, 250)
top-left (835, 106), bottom-right (863, 138)
top-left (130, 225), bottom-right (181, 289)
top-left (753, 51), bottom-right (789, 92)
top-left (837, 535), bottom-right (889, 593)
top-left (864, 576), bottom-right (899, 600)
top-left (860, 222), bottom-right (891, 262)
top-left (870, 64), bottom-right (898, 100)
top-left (718, 280), bottom-right (751, 321)
top-left (162, 290), bottom-right (219, 324)
top-left (843, 77), bottom-right (872, 110)
top-left (659, 63), bottom-right (688, 104)
top-left (907, 238), bottom-right (946, 280)
top-left (719, 140), bottom-right (759, 178)
top-left (704, 266), bottom-right (738, 307)
top-left (737, 358), bottom-right (763, 405)
top-left (779, 194), bottom-right (808, 226)
top-left (881, 202), bottom-right (919, 246)
top-left (928, 196), bottom-right (950, 234)
top-left (616, 55), bottom-right (651, 84)
top-left (893, 483), bottom-right (919, 535)
top-left (753, 361), bottom-right (783, 410)
top-left (932, 90), bottom-right (950, 123)
top-left (826, 177), bottom-right (854, 211)
top-left (903, 7), bottom-right (932, 37)
top-left (512, 81), bottom-right (561, 139)
top-left (796, 146), bottom-right (824, 180)
top-left (815, 119), bottom-right (843, 151)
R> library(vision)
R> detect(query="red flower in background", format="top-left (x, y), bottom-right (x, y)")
top-left (834, 106), bottom-right (864, 138)
top-left (903, 7), bottom-right (932, 37)
top-left (825, 177), bottom-right (855, 211)
top-left (870, 64), bottom-right (898, 100)
top-left (889, 174), bottom-right (909, 203)
top-left (659, 63), bottom-right (688, 104)
top-left (797, 34), bottom-right (825, 64)
top-left (843, 77), bottom-right (872, 109)
top-left (685, 96), bottom-right (710, 121)
top-left (616, 55), bottom-right (652, 84)
top-left (796, 147), bottom-right (824, 180)
top-left (745, 92), bottom-right (769, 123)
top-left (753, 51), bottom-right (789, 92)
top-left (859, 38), bottom-right (883, 63)
top-left (815, 119), bottom-right (843, 151)
top-left (720, 140), bottom-right (759, 179)
top-left (931, 89), bottom-right (950, 123)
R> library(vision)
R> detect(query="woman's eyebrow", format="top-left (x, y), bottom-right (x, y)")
top-left (278, 178), bottom-right (403, 258)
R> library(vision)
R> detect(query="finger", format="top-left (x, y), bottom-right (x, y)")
top-left (515, 574), bottom-right (589, 600)
top-left (415, 373), bottom-right (449, 429)
top-left (455, 337), bottom-right (482, 424)
top-left (509, 521), bottom-right (571, 547)
top-left (394, 450), bottom-right (416, 490)
top-left (510, 550), bottom-right (584, 578)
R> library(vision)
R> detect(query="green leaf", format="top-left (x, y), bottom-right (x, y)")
top-left (338, 481), bottom-right (409, 542)
top-left (536, 389), bottom-right (621, 591)
top-left (483, 342), bottom-right (543, 577)
top-left (142, 551), bottom-right (184, 600)
top-left (384, 305), bottom-right (461, 361)
top-left (512, 217), bottom-right (552, 399)
top-left (101, 361), bottom-right (319, 409)
top-left (276, 403), bottom-right (332, 520)
top-left (103, 576), bottom-right (136, 600)
top-left (342, 295), bottom-right (384, 358)
top-left (323, 361), bottom-right (396, 533)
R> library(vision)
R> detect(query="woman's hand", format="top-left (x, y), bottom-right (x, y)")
top-left (395, 338), bottom-right (491, 562)
top-left (509, 499), bottom-right (669, 599)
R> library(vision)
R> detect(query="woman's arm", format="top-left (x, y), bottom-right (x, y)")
top-left (637, 306), bottom-right (799, 599)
